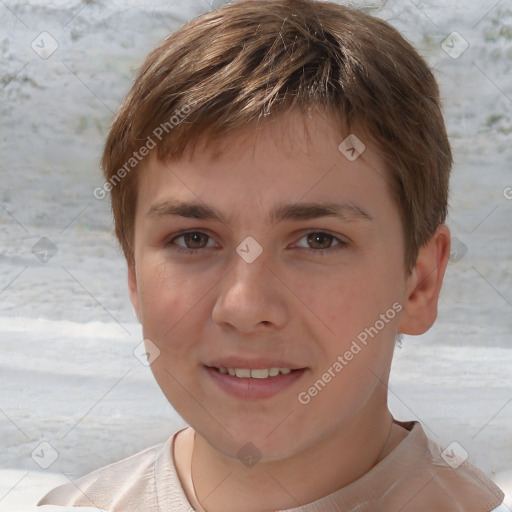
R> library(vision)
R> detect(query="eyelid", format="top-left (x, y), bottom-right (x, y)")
top-left (167, 229), bottom-right (219, 248)
top-left (293, 229), bottom-right (348, 245)
top-left (292, 230), bottom-right (348, 254)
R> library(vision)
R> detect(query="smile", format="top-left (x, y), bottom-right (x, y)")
top-left (214, 367), bottom-right (293, 379)
top-left (205, 366), bottom-right (307, 399)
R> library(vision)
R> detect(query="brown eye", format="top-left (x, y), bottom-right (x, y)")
top-left (306, 232), bottom-right (336, 250)
top-left (168, 231), bottom-right (216, 255)
top-left (295, 231), bottom-right (348, 256)
top-left (181, 232), bottom-right (209, 249)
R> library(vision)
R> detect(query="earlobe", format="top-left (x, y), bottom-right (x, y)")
top-left (398, 225), bottom-right (451, 335)
top-left (127, 261), bottom-right (142, 323)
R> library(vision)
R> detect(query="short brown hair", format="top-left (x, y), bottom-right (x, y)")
top-left (101, 0), bottom-right (452, 271)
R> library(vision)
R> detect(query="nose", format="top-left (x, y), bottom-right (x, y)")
top-left (211, 245), bottom-right (288, 333)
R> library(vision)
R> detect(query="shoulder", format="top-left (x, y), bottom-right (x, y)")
top-left (421, 427), bottom-right (505, 511)
top-left (37, 437), bottom-right (173, 511)
top-left (391, 420), bottom-right (506, 512)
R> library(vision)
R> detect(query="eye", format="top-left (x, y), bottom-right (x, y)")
top-left (166, 230), bottom-right (348, 256)
top-left (167, 231), bottom-right (217, 255)
top-left (295, 231), bottom-right (348, 255)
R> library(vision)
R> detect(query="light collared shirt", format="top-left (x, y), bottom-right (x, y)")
top-left (38, 420), bottom-right (505, 511)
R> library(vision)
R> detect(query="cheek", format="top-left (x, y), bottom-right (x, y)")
top-left (137, 260), bottom-right (202, 339)
top-left (293, 265), bottom-right (402, 364)
top-left (290, 266), bottom-right (382, 339)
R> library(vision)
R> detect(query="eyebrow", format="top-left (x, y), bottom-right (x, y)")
top-left (146, 199), bottom-right (373, 225)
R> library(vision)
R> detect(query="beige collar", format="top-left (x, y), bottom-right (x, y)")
top-left (171, 420), bottom-right (504, 512)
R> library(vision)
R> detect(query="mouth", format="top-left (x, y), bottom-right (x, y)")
top-left (204, 363), bottom-right (307, 399)
top-left (211, 366), bottom-right (297, 379)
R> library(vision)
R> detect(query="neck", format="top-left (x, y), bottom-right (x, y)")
top-left (190, 400), bottom-right (401, 512)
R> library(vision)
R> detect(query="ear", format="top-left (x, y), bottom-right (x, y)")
top-left (128, 260), bottom-right (142, 323)
top-left (398, 225), bottom-right (451, 335)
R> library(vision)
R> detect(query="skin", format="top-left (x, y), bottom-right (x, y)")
top-left (128, 109), bottom-right (450, 512)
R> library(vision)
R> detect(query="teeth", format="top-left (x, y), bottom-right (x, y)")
top-left (251, 369), bottom-right (269, 379)
top-left (216, 367), bottom-right (294, 379)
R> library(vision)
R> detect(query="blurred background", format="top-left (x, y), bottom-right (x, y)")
top-left (1, 0), bottom-right (511, 509)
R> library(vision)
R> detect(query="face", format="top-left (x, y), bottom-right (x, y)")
top-left (128, 110), bottom-right (415, 462)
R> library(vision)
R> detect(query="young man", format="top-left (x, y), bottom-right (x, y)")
top-left (38, 0), bottom-right (505, 510)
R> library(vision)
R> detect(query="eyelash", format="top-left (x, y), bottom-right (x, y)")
top-left (167, 230), bottom-right (348, 256)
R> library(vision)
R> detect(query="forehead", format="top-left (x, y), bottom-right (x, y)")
top-left (182, 108), bottom-right (349, 163)
top-left (136, 109), bottom-right (394, 224)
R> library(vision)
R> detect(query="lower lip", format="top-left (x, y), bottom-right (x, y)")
top-left (205, 367), bottom-right (307, 399)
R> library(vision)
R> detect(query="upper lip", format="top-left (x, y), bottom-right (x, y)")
top-left (206, 358), bottom-right (306, 370)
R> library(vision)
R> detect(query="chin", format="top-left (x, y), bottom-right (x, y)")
top-left (196, 418), bottom-right (315, 463)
